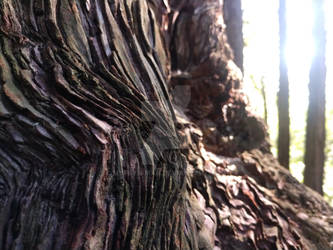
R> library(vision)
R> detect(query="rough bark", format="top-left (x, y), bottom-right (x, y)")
top-left (277, 0), bottom-right (290, 169)
top-left (0, 0), bottom-right (332, 250)
top-left (304, 0), bottom-right (326, 195)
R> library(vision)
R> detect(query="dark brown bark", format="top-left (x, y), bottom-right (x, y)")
top-left (277, 0), bottom-right (290, 169)
top-left (304, 0), bottom-right (326, 195)
top-left (0, 0), bottom-right (332, 250)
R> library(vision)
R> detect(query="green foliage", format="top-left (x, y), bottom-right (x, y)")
top-left (289, 127), bottom-right (305, 183)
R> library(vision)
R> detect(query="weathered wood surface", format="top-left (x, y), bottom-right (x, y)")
top-left (0, 0), bottom-right (332, 249)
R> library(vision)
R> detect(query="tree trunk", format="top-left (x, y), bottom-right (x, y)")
top-left (260, 78), bottom-right (268, 124)
top-left (277, 0), bottom-right (290, 169)
top-left (223, 0), bottom-right (244, 72)
top-left (0, 0), bottom-right (332, 250)
top-left (304, 0), bottom-right (326, 195)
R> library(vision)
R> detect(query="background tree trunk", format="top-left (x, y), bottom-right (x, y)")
top-left (304, 0), bottom-right (327, 195)
top-left (277, 0), bottom-right (290, 169)
top-left (223, 0), bottom-right (244, 73)
top-left (0, 0), bottom-right (332, 249)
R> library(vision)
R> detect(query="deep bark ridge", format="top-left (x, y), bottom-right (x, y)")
top-left (0, 0), bottom-right (332, 249)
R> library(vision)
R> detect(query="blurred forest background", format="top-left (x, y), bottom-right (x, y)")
top-left (241, 0), bottom-right (333, 203)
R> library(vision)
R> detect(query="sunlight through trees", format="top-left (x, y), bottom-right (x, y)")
top-left (242, 0), bottom-right (333, 202)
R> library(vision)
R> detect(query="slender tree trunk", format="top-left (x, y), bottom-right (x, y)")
top-left (304, 0), bottom-right (327, 195)
top-left (0, 0), bottom-right (332, 249)
top-left (249, 76), bottom-right (268, 123)
top-left (277, 0), bottom-right (290, 169)
top-left (223, 0), bottom-right (244, 72)
top-left (260, 78), bottom-right (268, 123)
